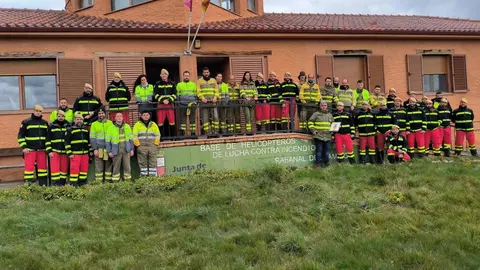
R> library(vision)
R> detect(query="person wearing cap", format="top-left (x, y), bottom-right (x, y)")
top-left (424, 100), bottom-right (442, 157)
top-left (255, 73), bottom-right (270, 132)
top-left (406, 97), bottom-right (426, 158)
top-left (240, 71), bottom-right (258, 133)
top-left (216, 72), bottom-right (230, 134)
top-left (154, 68), bottom-right (177, 138)
top-left (386, 88), bottom-right (397, 110)
top-left (90, 106), bottom-right (113, 182)
top-left (106, 72), bottom-right (131, 123)
top-left (46, 109), bottom-right (70, 186)
top-left (73, 83), bottom-right (103, 126)
top-left (353, 80), bottom-right (370, 113)
top-left (390, 97), bottom-right (407, 137)
top-left (279, 72), bottom-right (299, 131)
top-left (50, 97), bottom-right (74, 123)
top-left (386, 125), bottom-right (411, 163)
top-left (197, 67), bottom-right (220, 136)
top-left (66, 114), bottom-right (91, 186)
top-left (437, 98), bottom-right (453, 157)
top-left (403, 91), bottom-right (417, 108)
top-left (432, 91), bottom-right (452, 110)
top-left (134, 74), bottom-right (154, 118)
top-left (299, 73), bottom-right (321, 132)
top-left (320, 77), bottom-right (338, 113)
top-left (107, 113), bottom-right (134, 182)
top-left (335, 78), bottom-right (355, 114)
top-left (452, 98), bottom-right (477, 156)
top-left (267, 71), bottom-right (282, 131)
top-left (370, 85), bottom-right (386, 113)
top-left (176, 70), bottom-right (198, 136)
top-left (133, 110), bottom-right (160, 177)
top-left (374, 100), bottom-right (394, 163)
top-left (355, 101), bottom-right (376, 164)
top-left (227, 74), bottom-right (242, 133)
top-left (308, 101), bottom-right (333, 167)
top-left (333, 101), bottom-right (356, 164)
top-left (17, 105), bottom-right (49, 185)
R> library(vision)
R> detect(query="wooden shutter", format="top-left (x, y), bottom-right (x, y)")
top-left (452, 55), bottom-right (468, 92)
top-left (315, 55), bottom-right (333, 80)
top-left (229, 56), bottom-right (265, 81)
top-left (406, 54), bottom-right (423, 93)
top-left (58, 59), bottom-right (93, 104)
top-left (367, 55), bottom-right (385, 91)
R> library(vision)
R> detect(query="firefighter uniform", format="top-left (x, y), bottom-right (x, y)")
top-left (335, 86), bottom-right (355, 113)
top-left (386, 131), bottom-right (411, 163)
top-left (176, 80), bottom-right (197, 135)
top-left (240, 80), bottom-right (258, 132)
top-left (154, 79), bottom-right (177, 132)
top-left (133, 119), bottom-right (160, 177)
top-left (452, 100), bottom-right (477, 156)
top-left (355, 106), bottom-right (376, 164)
top-left (424, 105), bottom-right (442, 156)
top-left (299, 81), bottom-right (321, 131)
top-left (218, 81), bottom-right (230, 133)
top-left (73, 85), bottom-right (103, 126)
top-left (406, 104), bottom-right (426, 158)
top-left (386, 90), bottom-right (397, 109)
top-left (107, 122), bottom-right (134, 181)
top-left (228, 82), bottom-right (242, 133)
top-left (437, 104), bottom-right (453, 156)
top-left (255, 78), bottom-right (270, 131)
top-left (106, 74), bottom-right (131, 123)
top-left (432, 97), bottom-right (452, 111)
top-left (17, 108), bottom-right (49, 185)
top-left (46, 117), bottom-right (70, 186)
top-left (374, 105), bottom-right (394, 163)
top-left (90, 112), bottom-right (113, 182)
top-left (320, 85), bottom-right (337, 112)
top-left (66, 120), bottom-right (91, 186)
top-left (333, 105), bottom-right (356, 164)
top-left (50, 108), bottom-right (74, 123)
top-left (370, 94), bottom-right (387, 113)
top-left (280, 79), bottom-right (299, 130)
top-left (267, 78), bottom-right (282, 130)
top-left (197, 76), bottom-right (220, 135)
top-left (308, 108), bottom-right (333, 167)
top-left (391, 104), bottom-right (407, 136)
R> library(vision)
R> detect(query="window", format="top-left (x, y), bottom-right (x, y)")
top-left (211, 0), bottom-right (235, 12)
top-left (111, 0), bottom-right (149, 11)
top-left (248, 0), bottom-right (256, 12)
top-left (80, 0), bottom-right (93, 8)
top-left (424, 75), bottom-right (448, 93)
top-left (422, 55), bottom-right (449, 93)
top-left (0, 75), bottom-right (56, 111)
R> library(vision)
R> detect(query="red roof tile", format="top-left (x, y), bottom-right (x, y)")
top-left (1, 8), bottom-right (480, 35)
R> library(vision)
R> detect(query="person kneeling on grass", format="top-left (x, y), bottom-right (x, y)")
top-left (386, 125), bottom-right (411, 163)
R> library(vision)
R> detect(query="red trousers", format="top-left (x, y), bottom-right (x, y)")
top-left (455, 130), bottom-right (476, 152)
top-left (440, 127), bottom-right (452, 150)
top-left (50, 152), bottom-right (69, 184)
top-left (376, 132), bottom-right (389, 150)
top-left (109, 111), bottom-right (130, 125)
top-left (157, 104), bottom-right (175, 126)
top-left (359, 136), bottom-right (376, 156)
top-left (407, 131), bottom-right (425, 154)
top-left (387, 149), bottom-right (411, 161)
top-left (70, 154), bottom-right (89, 184)
top-left (24, 150), bottom-right (47, 184)
top-left (270, 104), bottom-right (283, 124)
top-left (256, 103), bottom-right (270, 124)
top-left (281, 99), bottom-right (296, 123)
top-left (335, 133), bottom-right (354, 160)
top-left (425, 129), bottom-right (441, 155)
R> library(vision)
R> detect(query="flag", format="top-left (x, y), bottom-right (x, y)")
top-left (201, 0), bottom-right (211, 13)
top-left (184, 0), bottom-right (192, 11)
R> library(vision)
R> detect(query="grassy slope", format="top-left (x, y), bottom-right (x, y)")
top-left (1, 161), bottom-right (480, 270)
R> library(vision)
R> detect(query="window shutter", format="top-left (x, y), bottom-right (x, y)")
top-left (452, 55), bottom-right (468, 92)
top-left (58, 59), bottom-right (93, 105)
top-left (229, 56), bottom-right (265, 81)
top-left (315, 55), bottom-right (333, 80)
top-left (367, 55), bottom-right (385, 91)
top-left (406, 54), bottom-right (423, 93)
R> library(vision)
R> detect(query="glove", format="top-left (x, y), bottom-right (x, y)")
top-left (134, 139), bottom-right (140, 147)
top-left (154, 139), bottom-right (160, 146)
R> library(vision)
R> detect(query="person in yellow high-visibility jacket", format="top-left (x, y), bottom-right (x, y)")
top-left (133, 110), bottom-right (160, 177)
top-left (197, 67), bottom-right (220, 135)
top-left (299, 73), bottom-right (321, 131)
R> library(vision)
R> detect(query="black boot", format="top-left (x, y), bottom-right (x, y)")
top-left (359, 155), bottom-right (366, 164)
top-left (38, 177), bottom-right (48, 187)
top-left (388, 156), bottom-right (395, 164)
top-left (455, 150), bottom-right (462, 156)
top-left (369, 154), bottom-right (376, 164)
top-left (417, 152), bottom-right (425, 159)
top-left (376, 151), bottom-right (384, 164)
top-left (444, 149), bottom-right (451, 157)
top-left (281, 123), bottom-right (288, 131)
top-left (471, 149), bottom-right (478, 156)
top-left (348, 157), bottom-right (356, 164)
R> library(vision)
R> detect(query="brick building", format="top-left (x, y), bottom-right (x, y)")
top-left (1, 0), bottom-right (480, 180)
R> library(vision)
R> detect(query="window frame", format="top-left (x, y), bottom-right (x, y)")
top-left (421, 54), bottom-right (452, 94)
top-left (79, 0), bottom-right (94, 9)
top-left (211, 0), bottom-right (236, 13)
top-left (423, 74), bottom-right (448, 94)
top-left (111, 0), bottom-right (150, 11)
top-left (247, 0), bottom-right (257, 12)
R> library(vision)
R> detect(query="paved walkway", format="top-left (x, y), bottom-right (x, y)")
top-left (0, 181), bottom-right (22, 190)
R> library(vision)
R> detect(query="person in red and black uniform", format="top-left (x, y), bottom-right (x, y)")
top-left (106, 72), bottom-right (131, 124)
top-left (73, 83), bottom-right (103, 127)
top-left (386, 88), bottom-right (397, 110)
top-left (267, 71), bottom-right (281, 131)
top-left (452, 98), bottom-right (477, 156)
top-left (333, 102), bottom-right (356, 164)
top-left (424, 100), bottom-right (442, 157)
top-left (46, 110), bottom-right (70, 186)
top-left (374, 100), bottom-right (394, 163)
top-left (386, 125), bottom-right (411, 163)
top-left (17, 105), bottom-right (49, 186)
top-left (406, 97), bottom-right (426, 158)
top-left (255, 73), bottom-right (270, 132)
top-left (280, 72), bottom-right (299, 131)
top-left (154, 68), bottom-right (177, 138)
top-left (391, 97), bottom-right (407, 137)
top-left (437, 98), bottom-right (453, 157)
top-left (66, 114), bottom-right (91, 187)
top-left (355, 101), bottom-right (376, 164)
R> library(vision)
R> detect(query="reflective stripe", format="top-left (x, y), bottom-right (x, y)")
top-left (26, 125), bottom-right (48, 129)
top-left (78, 100), bottom-right (99, 104)
top-left (25, 137), bottom-right (46, 140)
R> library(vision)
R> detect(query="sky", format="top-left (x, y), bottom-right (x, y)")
top-left (0, 0), bottom-right (478, 20)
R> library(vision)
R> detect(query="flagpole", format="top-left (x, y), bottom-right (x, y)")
top-left (189, 11), bottom-right (207, 53)
top-left (186, 11), bottom-right (193, 54)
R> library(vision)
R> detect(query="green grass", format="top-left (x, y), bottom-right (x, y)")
top-left (1, 160), bottom-right (480, 269)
